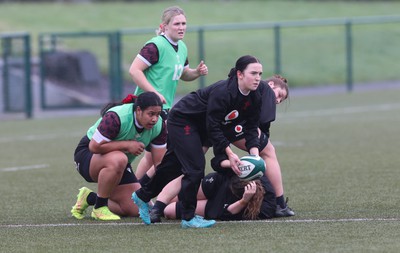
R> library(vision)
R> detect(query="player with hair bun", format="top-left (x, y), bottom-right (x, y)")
top-left (132, 55), bottom-right (264, 228)
top-left (70, 92), bottom-right (167, 221)
top-left (215, 74), bottom-right (294, 217)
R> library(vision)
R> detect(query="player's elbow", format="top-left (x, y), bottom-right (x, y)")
top-left (129, 67), bottom-right (138, 79)
top-left (88, 140), bottom-right (102, 154)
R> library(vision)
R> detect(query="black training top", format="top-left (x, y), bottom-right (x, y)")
top-left (208, 81), bottom-right (276, 147)
top-left (169, 76), bottom-right (262, 156)
top-left (201, 172), bottom-right (277, 220)
top-left (258, 80), bottom-right (277, 138)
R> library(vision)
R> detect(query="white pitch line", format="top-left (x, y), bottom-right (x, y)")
top-left (2, 218), bottom-right (399, 228)
top-left (0, 164), bottom-right (49, 172)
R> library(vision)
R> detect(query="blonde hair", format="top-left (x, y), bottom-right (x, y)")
top-left (156, 6), bottom-right (186, 35)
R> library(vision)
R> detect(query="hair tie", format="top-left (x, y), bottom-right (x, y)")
top-left (228, 67), bottom-right (237, 78)
top-left (122, 94), bottom-right (137, 104)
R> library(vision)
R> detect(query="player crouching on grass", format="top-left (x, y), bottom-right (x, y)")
top-left (71, 92), bottom-right (167, 221)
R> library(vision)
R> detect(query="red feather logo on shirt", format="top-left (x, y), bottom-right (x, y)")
top-left (224, 110), bottom-right (239, 121)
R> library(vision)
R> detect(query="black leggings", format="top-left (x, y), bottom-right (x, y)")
top-left (137, 118), bottom-right (208, 220)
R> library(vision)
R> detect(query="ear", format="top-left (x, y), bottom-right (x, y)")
top-left (268, 81), bottom-right (275, 88)
top-left (160, 23), bottom-right (166, 32)
top-left (136, 106), bottom-right (142, 115)
top-left (237, 70), bottom-right (243, 79)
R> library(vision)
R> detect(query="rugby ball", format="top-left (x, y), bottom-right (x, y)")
top-left (238, 155), bottom-right (266, 181)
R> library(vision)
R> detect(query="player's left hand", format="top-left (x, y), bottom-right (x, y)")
top-left (197, 60), bottom-right (208, 76)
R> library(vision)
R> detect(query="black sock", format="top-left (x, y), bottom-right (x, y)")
top-left (276, 195), bottom-right (286, 208)
top-left (139, 174), bottom-right (151, 186)
top-left (153, 201), bottom-right (167, 214)
top-left (87, 192), bottom-right (97, 206)
top-left (94, 196), bottom-right (108, 209)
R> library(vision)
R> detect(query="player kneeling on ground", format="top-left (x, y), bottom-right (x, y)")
top-left (71, 92), bottom-right (166, 221)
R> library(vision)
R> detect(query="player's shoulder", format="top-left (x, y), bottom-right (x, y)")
top-left (148, 35), bottom-right (164, 43)
top-left (177, 39), bottom-right (187, 49)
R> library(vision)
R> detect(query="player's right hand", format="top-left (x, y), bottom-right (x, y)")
top-left (228, 153), bottom-right (241, 176)
top-left (128, 141), bottom-right (145, 156)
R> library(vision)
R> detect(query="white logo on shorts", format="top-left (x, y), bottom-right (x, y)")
top-left (205, 176), bottom-right (214, 183)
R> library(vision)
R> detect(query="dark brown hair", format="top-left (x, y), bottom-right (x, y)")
top-left (228, 55), bottom-right (261, 79)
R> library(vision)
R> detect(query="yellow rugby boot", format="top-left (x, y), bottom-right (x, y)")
top-left (91, 206), bottom-right (121, 221)
top-left (70, 187), bottom-right (93, 219)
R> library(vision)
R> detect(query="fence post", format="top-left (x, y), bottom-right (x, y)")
top-left (109, 32), bottom-right (122, 102)
top-left (112, 31), bottom-right (123, 101)
top-left (23, 34), bottom-right (32, 118)
top-left (274, 25), bottom-right (281, 75)
top-left (198, 27), bottom-right (206, 88)
top-left (345, 21), bottom-right (353, 92)
top-left (38, 34), bottom-right (46, 109)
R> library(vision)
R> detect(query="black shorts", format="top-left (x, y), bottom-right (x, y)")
top-left (174, 172), bottom-right (218, 219)
top-left (74, 136), bottom-right (138, 185)
top-left (201, 173), bottom-right (220, 199)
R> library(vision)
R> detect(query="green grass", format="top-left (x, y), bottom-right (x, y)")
top-left (1, 87), bottom-right (400, 252)
top-left (1, 0), bottom-right (400, 91)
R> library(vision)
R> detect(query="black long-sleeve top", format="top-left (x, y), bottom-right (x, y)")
top-left (202, 172), bottom-right (277, 220)
top-left (258, 80), bottom-right (277, 138)
top-left (210, 81), bottom-right (277, 173)
top-left (170, 76), bottom-right (262, 156)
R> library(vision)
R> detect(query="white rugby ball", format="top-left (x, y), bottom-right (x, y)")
top-left (238, 155), bottom-right (266, 181)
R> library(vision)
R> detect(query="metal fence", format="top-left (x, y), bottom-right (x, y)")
top-left (1, 15), bottom-right (400, 118)
top-left (38, 31), bottom-right (122, 109)
top-left (120, 15), bottom-right (400, 94)
top-left (0, 32), bottom-right (32, 118)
